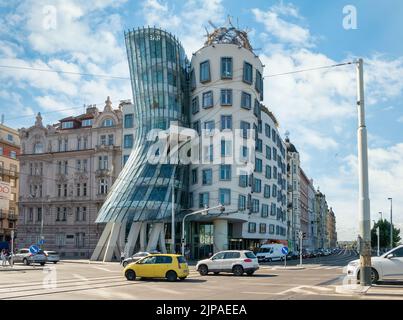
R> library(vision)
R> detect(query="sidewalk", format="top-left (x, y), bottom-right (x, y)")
top-left (0, 265), bottom-right (45, 272)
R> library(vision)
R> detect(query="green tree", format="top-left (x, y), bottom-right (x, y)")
top-left (371, 219), bottom-right (401, 249)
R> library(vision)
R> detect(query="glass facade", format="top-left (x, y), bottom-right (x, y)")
top-left (96, 27), bottom-right (189, 224)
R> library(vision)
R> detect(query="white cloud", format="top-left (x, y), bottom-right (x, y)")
top-left (252, 4), bottom-right (312, 47)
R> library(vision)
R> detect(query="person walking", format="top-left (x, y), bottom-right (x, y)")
top-left (120, 251), bottom-right (125, 265)
top-left (1, 249), bottom-right (7, 267)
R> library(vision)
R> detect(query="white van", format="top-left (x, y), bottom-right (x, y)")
top-left (256, 244), bottom-right (286, 262)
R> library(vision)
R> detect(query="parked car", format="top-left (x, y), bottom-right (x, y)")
top-left (286, 251), bottom-right (298, 260)
top-left (13, 248), bottom-right (47, 265)
top-left (122, 251), bottom-right (150, 268)
top-left (196, 250), bottom-right (259, 276)
top-left (256, 244), bottom-right (286, 262)
top-left (346, 245), bottom-right (403, 283)
top-left (44, 251), bottom-right (60, 264)
top-left (123, 254), bottom-right (189, 281)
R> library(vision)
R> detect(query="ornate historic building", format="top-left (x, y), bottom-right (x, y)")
top-left (16, 98), bottom-right (122, 258)
top-left (0, 123), bottom-right (20, 243)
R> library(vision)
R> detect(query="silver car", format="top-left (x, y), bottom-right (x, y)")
top-left (13, 248), bottom-right (47, 265)
top-left (122, 252), bottom-right (150, 268)
top-left (44, 251), bottom-right (60, 264)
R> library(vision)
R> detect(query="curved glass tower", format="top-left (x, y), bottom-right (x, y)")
top-left (95, 27), bottom-right (189, 225)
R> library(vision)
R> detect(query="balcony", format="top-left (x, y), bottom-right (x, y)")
top-left (0, 168), bottom-right (19, 177)
top-left (95, 169), bottom-right (112, 177)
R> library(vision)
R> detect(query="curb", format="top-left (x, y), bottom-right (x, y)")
top-left (335, 285), bottom-right (371, 295)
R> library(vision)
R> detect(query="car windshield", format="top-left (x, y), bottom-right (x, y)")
top-left (177, 256), bottom-right (187, 263)
top-left (245, 252), bottom-right (256, 259)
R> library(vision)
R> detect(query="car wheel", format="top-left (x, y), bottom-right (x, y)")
top-left (179, 277), bottom-right (187, 281)
top-left (198, 264), bottom-right (209, 276)
top-left (53, 262), bottom-right (57, 264)
top-left (232, 265), bottom-right (244, 276)
top-left (213, 272), bottom-right (220, 275)
top-left (166, 270), bottom-right (177, 282)
top-left (246, 271), bottom-right (255, 276)
top-left (40, 262), bottom-right (45, 266)
top-left (357, 268), bottom-right (379, 284)
top-left (125, 269), bottom-right (136, 281)
top-left (122, 261), bottom-right (128, 268)
top-left (23, 258), bottom-right (30, 266)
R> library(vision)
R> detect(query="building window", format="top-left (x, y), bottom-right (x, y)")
top-left (191, 168), bottom-right (198, 184)
top-left (200, 60), bottom-right (211, 83)
top-left (220, 89), bottom-right (232, 106)
top-left (255, 70), bottom-right (263, 94)
top-left (108, 134), bottom-right (114, 145)
top-left (0, 147), bottom-right (2, 155)
top-left (57, 184), bottom-right (62, 197)
top-left (64, 139), bottom-right (68, 151)
top-left (100, 135), bottom-right (106, 145)
top-left (265, 124), bottom-right (271, 138)
top-left (62, 121), bottom-right (74, 129)
top-left (254, 99), bottom-right (261, 118)
top-left (102, 118), bottom-right (114, 127)
top-left (221, 57), bottom-right (233, 79)
top-left (266, 146), bottom-right (271, 160)
top-left (124, 114), bottom-right (134, 128)
top-left (255, 158), bottom-right (262, 173)
top-left (240, 121), bottom-right (250, 139)
top-left (82, 119), bottom-right (93, 127)
top-left (272, 184), bottom-right (277, 198)
top-left (83, 137), bottom-right (88, 149)
top-left (191, 96), bottom-right (199, 114)
top-left (124, 134), bottom-right (133, 149)
top-left (248, 222), bottom-right (256, 233)
top-left (76, 159), bottom-right (81, 172)
top-left (189, 192), bottom-right (194, 208)
top-left (63, 184), bottom-right (68, 197)
top-left (253, 178), bottom-right (261, 193)
top-left (219, 188), bottom-right (231, 205)
top-left (256, 138), bottom-right (262, 152)
top-left (239, 173), bottom-right (248, 188)
top-left (99, 179), bottom-right (108, 194)
top-left (190, 68), bottom-right (196, 91)
top-left (82, 207), bottom-right (87, 221)
top-left (33, 143), bottom-right (43, 154)
top-left (199, 192), bottom-right (209, 208)
top-left (202, 169), bottom-right (212, 185)
top-left (259, 223), bottom-right (266, 233)
top-left (261, 204), bottom-right (269, 217)
top-left (10, 151), bottom-right (17, 159)
top-left (123, 155), bottom-right (130, 165)
top-left (265, 165), bottom-right (272, 179)
top-left (243, 62), bottom-right (253, 84)
top-left (219, 164), bottom-right (231, 181)
top-left (238, 195), bottom-right (246, 211)
top-left (221, 140), bottom-right (232, 157)
top-left (252, 199), bottom-right (259, 213)
top-left (220, 115), bottom-right (232, 130)
top-left (76, 184), bottom-right (80, 197)
top-left (192, 121), bottom-right (200, 135)
top-left (83, 159), bottom-right (88, 172)
top-left (75, 207), bottom-right (80, 221)
top-left (99, 156), bottom-right (108, 170)
top-left (202, 91), bottom-right (213, 109)
top-left (204, 121), bottom-right (215, 133)
top-left (83, 183), bottom-right (87, 197)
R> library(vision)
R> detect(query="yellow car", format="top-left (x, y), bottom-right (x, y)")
top-left (123, 254), bottom-right (189, 281)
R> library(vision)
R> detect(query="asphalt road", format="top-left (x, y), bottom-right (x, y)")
top-left (0, 249), bottom-right (402, 300)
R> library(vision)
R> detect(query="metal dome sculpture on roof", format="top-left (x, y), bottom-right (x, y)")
top-left (205, 17), bottom-right (253, 51)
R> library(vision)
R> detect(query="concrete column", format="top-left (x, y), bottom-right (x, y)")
top-left (124, 222), bottom-right (142, 256)
top-left (139, 222), bottom-right (147, 251)
top-left (213, 219), bottom-right (228, 253)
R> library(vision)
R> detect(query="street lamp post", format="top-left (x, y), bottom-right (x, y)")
top-left (298, 230), bottom-right (303, 266)
top-left (388, 198), bottom-right (393, 249)
top-left (181, 204), bottom-right (224, 256)
top-left (356, 58), bottom-right (372, 286)
top-left (373, 220), bottom-right (379, 257)
top-left (29, 192), bottom-right (44, 246)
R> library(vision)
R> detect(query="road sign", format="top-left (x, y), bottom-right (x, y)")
top-left (29, 245), bottom-right (40, 255)
top-left (281, 247), bottom-right (289, 255)
top-left (38, 239), bottom-right (45, 245)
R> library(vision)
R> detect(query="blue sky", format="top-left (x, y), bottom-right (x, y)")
top-left (1, 0), bottom-right (402, 240)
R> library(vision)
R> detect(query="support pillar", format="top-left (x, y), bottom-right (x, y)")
top-left (213, 219), bottom-right (228, 253)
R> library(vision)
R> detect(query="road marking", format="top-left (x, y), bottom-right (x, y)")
top-left (278, 285), bottom-right (333, 295)
top-left (93, 267), bottom-right (115, 272)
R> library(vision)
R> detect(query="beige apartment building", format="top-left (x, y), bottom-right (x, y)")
top-left (16, 97), bottom-right (123, 258)
top-left (0, 124), bottom-right (20, 243)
